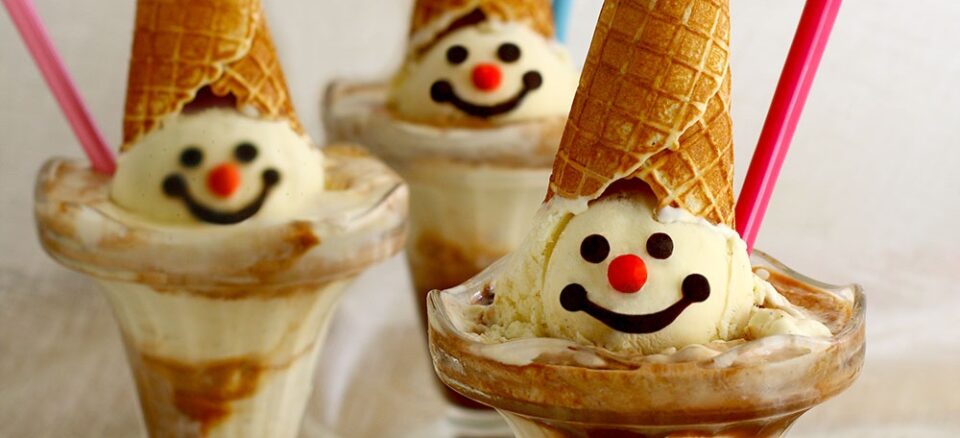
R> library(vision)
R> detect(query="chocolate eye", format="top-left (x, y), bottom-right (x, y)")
top-left (179, 147), bottom-right (203, 168)
top-left (647, 233), bottom-right (673, 259)
top-left (234, 142), bottom-right (258, 163)
top-left (497, 43), bottom-right (521, 63)
top-left (682, 274), bottom-right (711, 302)
top-left (580, 234), bottom-right (610, 264)
top-left (446, 45), bottom-right (468, 65)
top-left (262, 168), bottom-right (281, 186)
top-left (162, 174), bottom-right (186, 196)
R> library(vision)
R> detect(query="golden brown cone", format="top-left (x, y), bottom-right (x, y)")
top-left (635, 72), bottom-right (734, 225)
top-left (548, 0), bottom-right (734, 226)
top-left (409, 0), bottom-right (555, 50)
top-left (122, 0), bottom-right (303, 151)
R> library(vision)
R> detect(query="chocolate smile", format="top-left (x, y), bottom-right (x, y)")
top-left (559, 274), bottom-right (711, 334)
top-left (430, 70), bottom-right (542, 118)
top-left (162, 169), bottom-right (280, 225)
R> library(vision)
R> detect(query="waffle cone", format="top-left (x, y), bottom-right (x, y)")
top-left (122, 0), bottom-right (302, 151)
top-left (635, 72), bottom-right (734, 225)
top-left (549, 0), bottom-right (734, 225)
top-left (409, 0), bottom-right (554, 52)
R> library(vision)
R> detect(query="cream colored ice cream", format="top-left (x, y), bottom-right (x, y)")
top-left (482, 189), bottom-right (829, 355)
top-left (112, 109), bottom-right (324, 224)
top-left (389, 20), bottom-right (576, 124)
top-left (748, 273), bottom-right (834, 339)
top-left (541, 191), bottom-right (755, 352)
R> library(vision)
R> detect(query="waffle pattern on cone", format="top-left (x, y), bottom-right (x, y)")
top-left (410, 0), bottom-right (555, 43)
top-left (123, 0), bottom-right (302, 150)
top-left (636, 72), bottom-right (734, 226)
top-left (549, 0), bottom-right (730, 207)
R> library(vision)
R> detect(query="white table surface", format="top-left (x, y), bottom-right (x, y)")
top-left (2, 1), bottom-right (959, 437)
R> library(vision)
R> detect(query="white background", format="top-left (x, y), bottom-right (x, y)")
top-left (1, 1), bottom-right (959, 436)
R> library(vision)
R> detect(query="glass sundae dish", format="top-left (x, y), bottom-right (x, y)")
top-left (33, 0), bottom-right (407, 436)
top-left (426, 0), bottom-right (864, 436)
top-left (429, 250), bottom-right (864, 436)
top-left (324, 0), bottom-right (579, 420)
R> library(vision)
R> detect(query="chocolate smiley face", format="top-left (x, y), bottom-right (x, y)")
top-left (430, 41), bottom-right (544, 118)
top-left (162, 142), bottom-right (281, 225)
top-left (110, 108), bottom-right (326, 225)
top-left (389, 20), bottom-right (577, 123)
top-left (558, 232), bottom-right (711, 334)
top-left (539, 194), bottom-right (754, 352)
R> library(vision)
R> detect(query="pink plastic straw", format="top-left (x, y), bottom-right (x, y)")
top-left (736, 0), bottom-right (842, 252)
top-left (3, 0), bottom-right (116, 174)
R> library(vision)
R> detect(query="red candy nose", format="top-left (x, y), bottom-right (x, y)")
top-left (607, 255), bottom-right (648, 293)
top-left (472, 63), bottom-right (503, 92)
top-left (207, 163), bottom-right (241, 198)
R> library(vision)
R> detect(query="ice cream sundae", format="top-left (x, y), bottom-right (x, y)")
top-left (427, 1), bottom-right (864, 436)
top-left (34, 1), bottom-right (407, 436)
top-left (323, 0), bottom-right (580, 416)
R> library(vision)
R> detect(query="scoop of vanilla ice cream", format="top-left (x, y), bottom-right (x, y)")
top-left (484, 191), bottom-right (758, 354)
top-left (482, 190), bottom-right (834, 354)
top-left (389, 21), bottom-right (576, 124)
top-left (537, 193), bottom-right (758, 353)
top-left (111, 109), bottom-right (324, 225)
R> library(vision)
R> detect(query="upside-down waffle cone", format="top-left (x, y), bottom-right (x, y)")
top-left (549, 0), bottom-right (733, 225)
top-left (122, 0), bottom-right (302, 151)
top-left (409, 0), bottom-right (554, 51)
